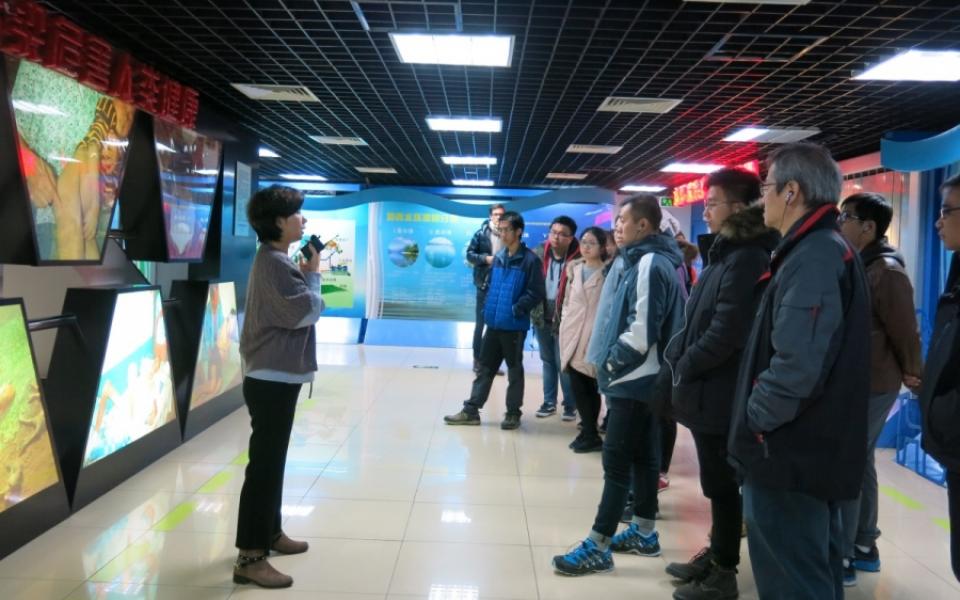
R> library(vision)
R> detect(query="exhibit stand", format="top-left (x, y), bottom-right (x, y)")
top-left (0, 299), bottom-right (71, 560)
top-left (44, 286), bottom-right (181, 510)
top-left (167, 280), bottom-right (244, 440)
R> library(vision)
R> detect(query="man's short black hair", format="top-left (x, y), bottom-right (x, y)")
top-left (489, 203), bottom-right (506, 215)
top-left (551, 215), bottom-right (577, 236)
top-left (621, 193), bottom-right (662, 231)
top-left (841, 192), bottom-right (893, 239)
top-left (941, 173), bottom-right (960, 194)
top-left (706, 168), bottom-right (762, 206)
top-left (500, 211), bottom-right (524, 233)
top-left (247, 185), bottom-right (304, 242)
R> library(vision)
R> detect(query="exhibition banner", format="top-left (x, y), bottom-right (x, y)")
top-left (376, 202), bottom-right (483, 321)
top-left (299, 205), bottom-right (368, 318)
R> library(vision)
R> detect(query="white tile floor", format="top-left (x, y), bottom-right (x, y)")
top-left (1, 343), bottom-right (957, 599)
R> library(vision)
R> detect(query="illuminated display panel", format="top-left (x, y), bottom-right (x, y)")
top-left (189, 282), bottom-right (242, 410)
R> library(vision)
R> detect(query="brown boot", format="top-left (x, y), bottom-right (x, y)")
top-left (272, 532), bottom-right (309, 555)
top-left (233, 553), bottom-right (293, 588)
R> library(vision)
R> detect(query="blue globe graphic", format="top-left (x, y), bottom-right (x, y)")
top-left (424, 237), bottom-right (455, 268)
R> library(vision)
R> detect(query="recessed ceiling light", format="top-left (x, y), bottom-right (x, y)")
top-left (621, 184), bottom-right (666, 192)
top-left (355, 166), bottom-right (398, 174)
top-left (230, 83), bottom-right (320, 102)
top-left (427, 117), bottom-right (502, 133)
top-left (442, 156), bottom-right (497, 166)
top-left (683, 0), bottom-right (810, 5)
top-left (723, 127), bottom-right (821, 143)
top-left (390, 33), bottom-right (514, 67)
top-left (258, 147), bottom-right (280, 158)
top-left (309, 135), bottom-right (368, 146)
top-left (566, 144), bottom-right (623, 154)
top-left (280, 174), bottom-right (328, 181)
top-left (661, 162), bottom-right (724, 174)
top-left (546, 172), bottom-right (588, 180)
top-left (853, 49), bottom-right (960, 82)
top-left (596, 97), bottom-right (682, 114)
top-left (452, 179), bottom-right (494, 187)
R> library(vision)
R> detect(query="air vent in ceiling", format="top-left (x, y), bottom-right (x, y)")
top-left (566, 144), bottom-right (623, 154)
top-left (231, 83), bottom-right (320, 102)
top-left (597, 97), bottom-right (682, 114)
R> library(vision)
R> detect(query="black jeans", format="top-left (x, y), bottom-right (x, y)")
top-left (660, 417), bottom-right (677, 473)
top-left (464, 329), bottom-right (525, 416)
top-left (743, 477), bottom-right (843, 599)
top-left (472, 288), bottom-right (487, 362)
top-left (567, 367), bottom-right (601, 437)
top-left (949, 469), bottom-right (960, 583)
top-left (692, 430), bottom-right (742, 569)
top-left (592, 395), bottom-right (660, 537)
top-left (235, 377), bottom-right (301, 551)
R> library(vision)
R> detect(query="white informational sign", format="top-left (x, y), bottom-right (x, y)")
top-left (234, 161), bottom-right (253, 237)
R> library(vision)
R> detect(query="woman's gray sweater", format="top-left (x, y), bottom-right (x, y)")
top-left (240, 245), bottom-right (322, 381)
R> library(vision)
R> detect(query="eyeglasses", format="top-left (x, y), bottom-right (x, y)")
top-left (837, 212), bottom-right (863, 224)
top-left (941, 205), bottom-right (960, 219)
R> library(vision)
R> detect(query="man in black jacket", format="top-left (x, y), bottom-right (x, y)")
top-left (921, 173), bottom-right (960, 583)
top-left (665, 168), bottom-right (779, 600)
top-left (728, 143), bottom-right (871, 600)
top-left (466, 204), bottom-right (505, 372)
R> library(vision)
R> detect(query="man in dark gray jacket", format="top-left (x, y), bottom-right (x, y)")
top-left (466, 204), bottom-right (505, 372)
top-left (728, 143), bottom-right (871, 600)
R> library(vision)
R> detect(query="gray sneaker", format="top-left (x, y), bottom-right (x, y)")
top-left (500, 414), bottom-right (521, 430)
top-left (444, 410), bottom-right (480, 426)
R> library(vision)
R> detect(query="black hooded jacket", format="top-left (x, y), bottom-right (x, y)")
top-left (666, 206), bottom-right (780, 435)
top-left (921, 254), bottom-right (960, 471)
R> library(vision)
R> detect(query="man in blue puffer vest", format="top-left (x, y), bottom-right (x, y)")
top-left (445, 211), bottom-right (546, 430)
top-left (553, 194), bottom-right (685, 576)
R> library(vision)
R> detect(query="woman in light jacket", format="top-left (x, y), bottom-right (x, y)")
top-left (559, 227), bottom-right (610, 452)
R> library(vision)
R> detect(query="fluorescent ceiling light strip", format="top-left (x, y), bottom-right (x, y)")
top-left (565, 144), bottom-right (623, 154)
top-left (426, 116), bottom-right (502, 132)
top-left (723, 127), bottom-right (769, 142)
top-left (452, 179), bottom-right (494, 187)
top-left (661, 162), bottom-right (724, 174)
top-left (621, 184), bottom-right (666, 192)
top-left (355, 167), bottom-right (398, 174)
top-left (258, 147), bottom-right (280, 158)
top-left (442, 156), bottom-right (497, 166)
top-left (853, 49), bottom-right (960, 82)
top-left (546, 172), bottom-right (588, 180)
top-left (309, 136), bottom-right (368, 146)
top-left (280, 174), bottom-right (328, 181)
top-left (390, 33), bottom-right (514, 67)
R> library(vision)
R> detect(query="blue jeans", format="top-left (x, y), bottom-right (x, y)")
top-left (591, 396), bottom-right (660, 536)
top-left (744, 478), bottom-right (844, 600)
top-left (535, 325), bottom-right (574, 411)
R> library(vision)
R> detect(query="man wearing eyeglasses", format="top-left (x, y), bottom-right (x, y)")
top-left (467, 204), bottom-right (506, 373)
top-left (920, 172), bottom-right (960, 585)
top-left (533, 216), bottom-right (581, 420)
top-left (836, 192), bottom-right (922, 586)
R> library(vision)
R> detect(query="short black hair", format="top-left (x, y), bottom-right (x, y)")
top-left (841, 192), bottom-right (893, 239)
top-left (621, 193), bottom-right (662, 231)
top-left (551, 215), bottom-right (577, 236)
top-left (942, 173), bottom-right (960, 193)
top-left (581, 226), bottom-right (609, 261)
top-left (500, 211), bottom-right (524, 233)
top-left (489, 203), bottom-right (506, 215)
top-left (706, 168), bottom-right (762, 206)
top-left (247, 185), bottom-right (304, 242)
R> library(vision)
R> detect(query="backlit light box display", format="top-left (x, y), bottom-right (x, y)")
top-left (0, 303), bottom-right (60, 514)
top-left (82, 289), bottom-right (177, 467)
top-left (154, 120), bottom-right (222, 261)
top-left (189, 282), bottom-right (242, 410)
top-left (9, 58), bottom-right (135, 262)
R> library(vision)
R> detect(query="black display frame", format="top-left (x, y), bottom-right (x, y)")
top-left (0, 57), bottom-right (135, 266)
top-left (0, 298), bottom-right (72, 560)
top-left (167, 279), bottom-right (244, 440)
top-left (119, 113), bottom-right (223, 263)
top-left (44, 285), bottom-right (181, 510)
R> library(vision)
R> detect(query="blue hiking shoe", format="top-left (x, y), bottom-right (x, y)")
top-left (552, 538), bottom-right (614, 576)
top-left (610, 523), bottom-right (661, 556)
top-left (853, 544), bottom-right (881, 572)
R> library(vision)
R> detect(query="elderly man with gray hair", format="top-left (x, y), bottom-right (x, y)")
top-left (727, 142), bottom-right (871, 600)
